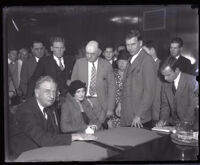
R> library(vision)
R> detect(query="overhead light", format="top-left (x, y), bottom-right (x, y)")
top-left (110, 16), bottom-right (139, 24)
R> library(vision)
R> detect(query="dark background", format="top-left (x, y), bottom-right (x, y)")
top-left (3, 5), bottom-right (198, 62)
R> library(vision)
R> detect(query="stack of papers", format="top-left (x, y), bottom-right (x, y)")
top-left (152, 126), bottom-right (176, 133)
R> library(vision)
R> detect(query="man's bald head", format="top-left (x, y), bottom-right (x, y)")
top-left (85, 40), bottom-right (101, 62)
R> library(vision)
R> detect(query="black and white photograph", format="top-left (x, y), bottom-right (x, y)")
top-left (3, 4), bottom-right (199, 162)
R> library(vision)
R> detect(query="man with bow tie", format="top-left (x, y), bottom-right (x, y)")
top-left (156, 56), bottom-right (198, 127)
top-left (10, 76), bottom-right (97, 158)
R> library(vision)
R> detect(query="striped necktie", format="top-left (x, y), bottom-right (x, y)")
top-left (89, 63), bottom-right (97, 96)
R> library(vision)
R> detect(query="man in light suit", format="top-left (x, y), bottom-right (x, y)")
top-left (156, 56), bottom-right (198, 126)
top-left (120, 30), bottom-right (157, 128)
top-left (71, 40), bottom-right (115, 127)
top-left (19, 40), bottom-right (45, 97)
top-left (9, 76), bottom-right (96, 158)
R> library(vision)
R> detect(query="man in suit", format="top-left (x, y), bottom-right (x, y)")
top-left (120, 29), bottom-right (157, 128)
top-left (9, 76), bottom-right (97, 158)
top-left (19, 40), bottom-right (45, 97)
top-left (71, 40), bottom-right (115, 127)
top-left (169, 37), bottom-right (196, 75)
top-left (26, 36), bottom-right (74, 98)
top-left (143, 41), bottom-right (163, 123)
top-left (8, 49), bottom-right (20, 99)
top-left (156, 56), bottom-right (198, 127)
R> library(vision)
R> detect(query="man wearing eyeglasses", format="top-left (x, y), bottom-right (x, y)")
top-left (71, 40), bottom-right (115, 129)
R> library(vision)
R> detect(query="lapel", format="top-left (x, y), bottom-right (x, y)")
top-left (165, 83), bottom-right (175, 107)
top-left (127, 50), bottom-right (144, 75)
top-left (175, 73), bottom-right (186, 98)
top-left (84, 58), bottom-right (89, 86)
top-left (96, 58), bottom-right (102, 88)
top-left (51, 55), bottom-right (62, 71)
top-left (46, 106), bottom-right (59, 131)
top-left (33, 98), bottom-right (48, 126)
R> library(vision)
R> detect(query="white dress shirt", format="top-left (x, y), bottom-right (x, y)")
top-left (130, 48), bottom-right (142, 64)
top-left (174, 72), bottom-right (181, 89)
top-left (35, 56), bottom-right (40, 63)
top-left (53, 55), bottom-right (65, 68)
top-left (37, 100), bottom-right (48, 119)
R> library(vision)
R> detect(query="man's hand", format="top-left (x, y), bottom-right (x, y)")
top-left (156, 120), bottom-right (166, 127)
top-left (115, 103), bottom-right (121, 117)
top-left (131, 116), bottom-right (143, 128)
top-left (72, 133), bottom-right (97, 141)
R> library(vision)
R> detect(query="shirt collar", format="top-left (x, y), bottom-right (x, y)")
top-left (53, 55), bottom-right (63, 62)
top-left (175, 55), bottom-right (180, 59)
top-left (8, 58), bottom-right (11, 64)
top-left (35, 56), bottom-right (39, 62)
top-left (88, 58), bottom-right (98, 66)
top-left (130, 48), bottom-right (142, 64)
top-left (36, 99), bottom-right (45, 114)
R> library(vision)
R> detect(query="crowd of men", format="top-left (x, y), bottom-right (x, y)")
top-left (7, 29), bottom-right (198, 159)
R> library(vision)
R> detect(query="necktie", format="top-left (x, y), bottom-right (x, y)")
top-left (44, 108), bottom-right (58, 127)
top-left (43, 108), bottom-right (48, 119)
top-left (58, 58), bottom-right (64, 71)
top-left (89, 63), bottom-right (97, 96)
top-left (172, 82), bottom-right (176, 95)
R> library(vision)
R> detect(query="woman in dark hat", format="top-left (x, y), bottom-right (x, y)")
top-left (60, 80), bottom-right (101, 134)
top-left (107, 49), bottom-right (130, 128)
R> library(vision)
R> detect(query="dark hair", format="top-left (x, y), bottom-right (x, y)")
top-left (170, 37), bottom-right (184, 47)
top-left (50, 36), bottom-right (65, 46)
top-left (69, 80), bottom-right (86, 96)
top-left (103, 45), bottom-right (114, 51)
top-left (160, 56), bottom-right (179, 72)
top-left (125, 29), bottom-right (142, 41)
top-left (143, 40), bottom-right (158, 53)
top-left (32, 40), bottom-right (44, 47)
top-left (35, 76), bottom-right (57, 90)
top-left (117, 49), bottom-right (130, 61)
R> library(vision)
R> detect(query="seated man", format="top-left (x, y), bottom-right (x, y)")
top-left (9, 76), bottom-right (96, 158)
top-left (156, 56), bottom-right (198, 127)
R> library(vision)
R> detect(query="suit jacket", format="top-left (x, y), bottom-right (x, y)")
top-left (160, 72), bottom-right (198, 125)
top-left (8, 61), bottom-right (20, 92)
top-left (71, 57), bottom-right (115, 114)
top-left (10, 97), bottom-right (72, 157)
top-left (19, 56), bottom-right (38, 96)
top-left (121, 49), bottom-right (157, 126)
top-left (152, 59), bottom-right (163, 121)
top-left (60, 93), bottom-right (101, 133)
top-left (176, 55), bottom-right (196, 75)
top-left (26, 55), bottom-right (73, 98)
